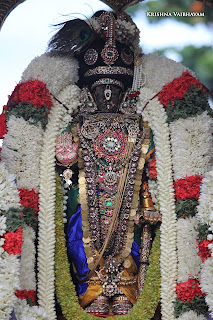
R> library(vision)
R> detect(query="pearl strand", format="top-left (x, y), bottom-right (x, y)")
top-left (132, 59), bottom-right (146, 91)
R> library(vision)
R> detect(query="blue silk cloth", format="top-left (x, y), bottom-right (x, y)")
top-left (67, 205), bottom-right (140, 296)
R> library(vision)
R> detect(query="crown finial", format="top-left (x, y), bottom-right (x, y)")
top-left (100, 0), bottom-right (144, 12)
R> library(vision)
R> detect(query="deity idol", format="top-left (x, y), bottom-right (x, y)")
top-left (0, 0), bottom-right (213, 320)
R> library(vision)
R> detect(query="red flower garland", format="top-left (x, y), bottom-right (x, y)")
top-left (18, 188), bottom-right (39, 214)
top-left (0, 112), bottom-right (8, 138)
top-left (174, 175), bottom-right (203, 201)
top-left (148, 158), bottom-right (157, 180)
top-left (15, 289), bottom-right (36, 306)
top-left (176, 278), bottom-right (205, 302)
top-left (9, 80), bottom-right (52, 109)
top-left (158, 71), bottom-right (207, 107)
top-left (197, 239), bottom-right (213, 262)
top-left (3, 227), bottom-right (23, 255)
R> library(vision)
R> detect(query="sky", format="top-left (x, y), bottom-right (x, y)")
top-left (0, 0), bottom-right (212, 110)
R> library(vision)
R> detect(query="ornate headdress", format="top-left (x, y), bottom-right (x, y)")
top-left (48, 0), bottom-right (145, 112)
top-left (47, 0), bottom-right (145, 56)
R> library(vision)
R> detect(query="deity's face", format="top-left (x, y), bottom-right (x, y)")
top-left (92, 84), bottom-right (123, 113)
top-left (76, 37), bottom-right (134, 113)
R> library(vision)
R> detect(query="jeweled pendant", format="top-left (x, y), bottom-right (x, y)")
top-left (104, 85), bottom-right (112, 101)
top-left (63, 169), bottom-right (73, 186)
top-left (101, 46), bottom-right (119, 65)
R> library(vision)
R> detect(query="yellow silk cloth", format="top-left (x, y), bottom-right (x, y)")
top-left (79, 255), bottom-right (138, 308)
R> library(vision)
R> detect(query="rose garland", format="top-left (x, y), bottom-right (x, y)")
top-left (55, 173), bottom-right (161, 320)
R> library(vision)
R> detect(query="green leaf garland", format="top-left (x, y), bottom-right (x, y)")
top-left (175, 199), bottom-right (198, 218)
top-left (174, 296), bottom-right (208, 318)
top-left (55, 174), bottom-right (161, 320)
top-left (196, 223), bottom-right (210, 242)
top-left (6, 102), bottom-right (49, 130)
top-left (166, 86), bottom-right (211, 123)
top-left (1, 207), bottom-right (37, 232)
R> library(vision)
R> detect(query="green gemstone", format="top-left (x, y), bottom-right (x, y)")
top-left (107, 52), bottom-right (113, 57)
top-left (100, 209), bottom-right (105, 214)
top-left (106, 200), bottom-right (112, 206)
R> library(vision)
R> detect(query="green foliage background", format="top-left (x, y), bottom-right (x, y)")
top-left (128, 0), bottom-right (213, 99)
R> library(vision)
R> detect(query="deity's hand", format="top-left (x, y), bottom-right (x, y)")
top-left (141, 209), bottom-right (162, 225)
top-left (55, 132), bottom-right (79, 166)
top-left (55, 131), bottom-right (79, 186)
top-left (134, 209), bottom-right (161, 226)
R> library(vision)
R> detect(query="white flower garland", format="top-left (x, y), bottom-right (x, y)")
top-left (196, 170), bottom-right (213, 226)
top-left (141, 92), bottom-right (177, 320)
top-left (177, 310), bottom-right (207, 320)
top-left (57, 84), bottom-right (81, 115)
top-left (15, 300), bottom-right (48, 320)
top-left (21, 53), bottom-right (79, 96)
top-left (170, 111), bottom-right (213, 180)
top-left (37, 99), bottom-right (64, 320)
top-left (55, 84), bottom-right (81, 134)
top-left (0, 162), bottom-right (20, 211)
top-left (0, 215), bottom-right (7, 237)
top-left (200, 258), bottom-right (213, 317)
top-left (0, 163), bottom-right (21, 320)
top-left (0, 252), bottom-right (20, 320)
top-left (37, 85), bottom-right (80, 319)
top-left (142, 54), bottom-right (188, 93)
top-left (1, 116), bottom-right (44, 189)
top-left (147, 179), bottom-right (160, 211)
top-left (19, 227), bottom-right (36, 291)
top-left (196, 170), bottom-right (213, 316)
top-left (177, 217), bottom-right (201, 282)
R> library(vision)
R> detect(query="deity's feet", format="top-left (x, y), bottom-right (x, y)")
top-left (85, 295), bottom-right (109, 315)
top-left (85, 294), bottom-right (132, 316)
top-left (112, 295), bottom-right (132, 315)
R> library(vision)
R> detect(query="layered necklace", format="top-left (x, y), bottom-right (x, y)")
top-left (76, 112), bottom-right (149, 271)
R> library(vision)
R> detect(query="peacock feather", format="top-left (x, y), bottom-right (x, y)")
top-left (47, 19), bottom-right (97, 54)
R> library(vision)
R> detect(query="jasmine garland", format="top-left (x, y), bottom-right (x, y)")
top-left (142, 94), bottom-right (177, 320)
top-left (170, 111), bottom-right (213, 180)
top-left (1, 116), bottom-right (44, 189)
